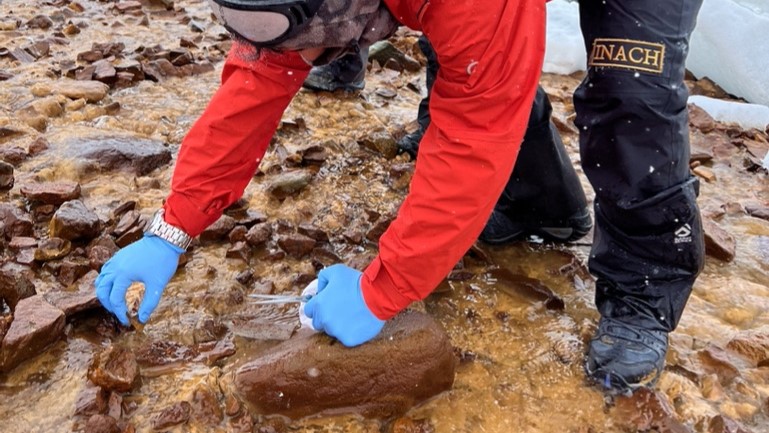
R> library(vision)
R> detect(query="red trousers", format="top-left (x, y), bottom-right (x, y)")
top-left (165, 0), bottom-right (546, 319)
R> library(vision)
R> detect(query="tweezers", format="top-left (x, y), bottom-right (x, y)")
top-left (248, 293), bottom-right (313, 305)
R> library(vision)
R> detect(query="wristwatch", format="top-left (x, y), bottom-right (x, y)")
top-left (145, 209), bottom-right (193, 250)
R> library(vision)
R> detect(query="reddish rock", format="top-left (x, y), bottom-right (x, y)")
top-left (20, 181), bottom-right (81, 205)
top-left (74, 384), bottom-right (110, 416)
top-left (389, 163), bottom-right (414, 191)
top-left (226, 241), bottom-right (252, 263)
top-left (28, 136), bottom-right (49, 156)
top-left (689, 104), bottom-right (716, 133)
top-left (45, 270), bottom-right (100, 316)
top-left (613, 388), bottom-right (689, 433)
top-left (56, 257), bottom-right (91, 286)
top-left (703, 218), bottom-right (736, 262)
top-left (277, 233), bottom-right (316, 259)
top-left (0, 262), bottom-right (36, 310)
top-left (193, 317), bottom-right (228, 344)
top-left (0, 295), bottom-right (65, 372)
top-left (106, 392), bottom-right (122, 420)
top-left (200, 214), bottom-right (237, 242)
top-left (87, 346), bottom-right (139, 392)
top-left (9, 236), bottom-right (37, 250)
top-left (0, 146), bottom-right (29, 165)
top-left (245, 223), bottom-right (272, 247)
top-left (190, 385), bottom-right (224, 426)
top-left (708, 415), bottom-right (753, 433)
top-left (195, 339), bottom-right (236, 366)
top-left (389, 417), bottom-right (435, 433)
top-left (231, 209), bottom-right (268, 227)
top-left (26, 15), bottom-right (53, 29)
top-left (698, 346), bottom-right (742, 386)
top-left (50, 200), bottom-right (101, 241)
top-left (135, 340), bottom-right (197, 369)
top-left (112, 210), bottom-right (141, 238)
top-left (726, 327), bottom-right (769, 366)
top-left (366, 216), bottom-right (394, 242)
top-left (228, 225), bottom-right (248, 243)
top-left (233, 310), bottom-right (456, 419)
top-left (0, 203), bottom-right (34, 240)
top-left (152, 402), bottom-right (191, 430)
top-left (297, 224), bottom-right (329, 242)
top-left (746, 205), bottom-right (769, 221)
top-left (115, 225), bottom-right (143, 248)
top-left (84, 414), bottom-right (120, 433)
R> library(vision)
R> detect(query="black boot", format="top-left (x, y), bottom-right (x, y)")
top-left (302, 50), bottom-right (368, 92)
top-left (479, 87), bottom-right (592, 244)
top-left (398, 35), bottom-right (438, 159)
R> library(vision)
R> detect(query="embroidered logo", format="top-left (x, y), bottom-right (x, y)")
top-left (674, 224), bottom-right (692, 244)
top-left (589, 38), bottom-right (665, 75)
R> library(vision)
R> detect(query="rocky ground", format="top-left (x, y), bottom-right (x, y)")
top-left (2, 1), bottom-right (769, 433)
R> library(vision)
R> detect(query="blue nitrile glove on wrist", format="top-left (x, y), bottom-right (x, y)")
top-left (95, 234), bottom-right (184, 326)
top-left (303, 264), bottom-right (386, 347)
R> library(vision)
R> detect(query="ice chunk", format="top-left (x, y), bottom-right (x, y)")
top-left (543, 0), bottom-right (586, 75)
top-left (688, 95), bottom-right (769, 130)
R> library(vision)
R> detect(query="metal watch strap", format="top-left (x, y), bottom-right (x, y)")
top-left (146, 209), bottom-right (193, 250)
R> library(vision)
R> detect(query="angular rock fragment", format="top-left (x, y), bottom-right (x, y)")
top-left (20, 181), bottom-right (81, 205)
top-left (49, 200), bottom-right (101, 241)
top-left (0, 295), bottom-right (65, 372)
top-left (245, 223), bottom-right (272, 247)
top-left (34, 80), bottom-right (110, 102)
top-left (233, 310), bottom-right (456, 419)
top-left (87, 345), bottom-right (139, 392)
top-left (703, 218), bottom-right (736, 262)
top-left (708, 415), bottom-right (753, 433)
top-left (45, 270), bottom-right (100, 316)
top-left (0, 203), bottom-right (34, 239)
top-left (153, 402), bottom-right (191, 430)
top-left (74, 384), bottom-right (110, 416)
top-left (200, 214), bottom-right (236, 242)
top-left (725, 327), bottom-right (769, 366)
top-left (0, 262), bottom-right (36, 310)
top-left (277, 233), bottom-right (316, 259)
top-left (190, 385), bottom-right (224, 426)
top-left (358, 128), bottom-right (398, 159)
top-left (68, 136), bottom-right (172, 175)
top-left (613, 388), bottom-right (689, 433)
top-left (84, 414), bottom-right (120, 433)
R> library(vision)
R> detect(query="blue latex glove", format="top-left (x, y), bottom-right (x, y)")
top-left (95, 234), bottom-right (183, 326)
top-left (303, 264), bottom-right (386, 347)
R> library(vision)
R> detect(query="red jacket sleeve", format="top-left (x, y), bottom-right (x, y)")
top-left (163, 43), bottom-right (311, 236)
top-left (362, 0), bottom-right (547, 319)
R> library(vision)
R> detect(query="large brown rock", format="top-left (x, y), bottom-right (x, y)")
top-left (21, 180), bottom-right (80, 205)
top-left (0, 295), bottom-right (65, 372)
top-left (725, 326), bottom-right (769, 366)
top-left (69, 136), bottom-right (172, 175)
top-left (88, 345), bottom-right (139, 392)
top-left (277, 233), bottom-right (316, 259)
top-left (50, 200), bottom-right (101, 241)
top-left (233, 310), bottom-right (456, 419)
top-left (0, 262), bottom-right (36, 310)
top-left (613, 388), bottom-right (690, 433)
top-left (45, 270), bottom-right (101, 316)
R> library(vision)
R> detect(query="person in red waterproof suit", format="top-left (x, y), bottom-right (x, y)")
top-left (95, 0), bottom-right (705, 393)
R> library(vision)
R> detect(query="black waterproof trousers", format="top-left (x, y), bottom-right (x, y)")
top-left (574, 0), bottom-right (705, 332)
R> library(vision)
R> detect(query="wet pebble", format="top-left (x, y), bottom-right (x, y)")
top-left (0, 262), bottom-right (36, 310)
top-left (277, 233), bottom-right (316, 259)
top-left (135, 340), bottom-right (198, 368)
top-left (56, 257), bottom-right (91, 286)
top-left (200, 214), bottom-right (236, 242)
top-left (689, 103), bottom-right (717, 133)
top-left (226, 241), bottom-right (252, 263)
top-left (26, 15), bottom-right (53, 29)
top-left (87, 345), bottom-right (139, 392)
top-left (74, 384), bottom-right (110, 416)
top-left (152, 402), bottom-right (191, 430)
top-left (84, 414), bottom-right (120, 433)
top-left (34, 237), bottom-right (72, 261)
top-left (245, 223), bottom-right (272, 247)
top-left (193, 316), bottom-right (228, 344)
top-left (0, 146), bottom-right (29, 165)
top-left (32, 80), bottom-right (110, 102)
top-left (50, 200), bottom-right (101, 241)
top-left (265, 170), bottom-right (313, 200)
top-left (358, 128), bottom-right (398, 159)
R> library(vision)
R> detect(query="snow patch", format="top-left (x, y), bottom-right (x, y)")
top-left (688, 95), bottom-right (769, 130)
top-left (543, 0), bottom-right (585, 75)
